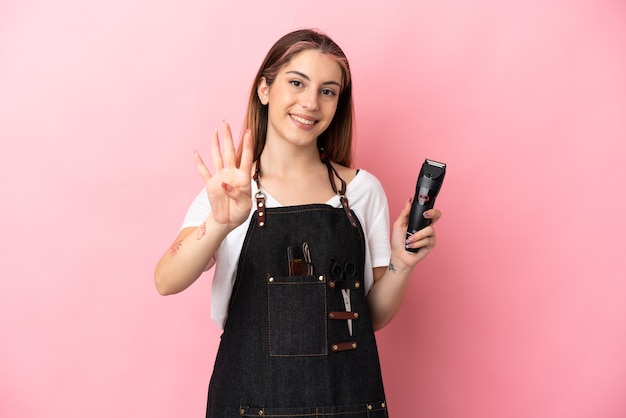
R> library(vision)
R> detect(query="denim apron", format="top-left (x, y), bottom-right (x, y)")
top-left (206, 161), bottom-right (388, 418)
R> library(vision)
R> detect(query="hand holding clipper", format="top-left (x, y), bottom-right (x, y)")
top-left (405, 159), bottom-right (446, 253)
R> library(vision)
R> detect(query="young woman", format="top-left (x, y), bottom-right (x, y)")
top-left (155, 29), bottom-right (441, 418)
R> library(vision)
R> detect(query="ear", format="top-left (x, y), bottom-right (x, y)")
top-left (257, 77), bottom-right (269, 105)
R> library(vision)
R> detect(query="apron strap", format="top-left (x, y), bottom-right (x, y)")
top-left (320, 151), bottom-right (358, 228)
top-left (252, 153), bottom-right (358, 228)
top-left (253, 161), bottom-right (266, 227)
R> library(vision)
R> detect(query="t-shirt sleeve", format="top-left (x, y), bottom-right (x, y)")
top-left (362, 174), bottom-right (392, 269)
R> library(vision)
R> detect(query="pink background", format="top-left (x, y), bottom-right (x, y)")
top-left (2, 1), bottom-right (625, 417)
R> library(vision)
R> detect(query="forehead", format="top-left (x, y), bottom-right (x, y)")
top-left (280, 49), bottom-right (343, 83)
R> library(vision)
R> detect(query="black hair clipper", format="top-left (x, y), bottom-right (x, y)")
top-left (405, 159), bottom-right (446, 253)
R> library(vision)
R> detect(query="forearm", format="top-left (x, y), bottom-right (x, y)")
top-left (366, 199), bottom-right (441, 330)
top-left (366, 256), bottom-right (413, 331)
top-left (154, 217), bottom-right (231, 295)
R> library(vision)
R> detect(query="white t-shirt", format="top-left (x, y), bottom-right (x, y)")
top-left (180, 169), bottom-right (391, 328)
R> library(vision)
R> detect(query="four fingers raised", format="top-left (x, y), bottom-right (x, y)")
top-left (201, 121), bottom-right (252, 178)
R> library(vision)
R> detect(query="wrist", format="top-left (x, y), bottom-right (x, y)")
top-left (202, 215), bottom-right (234, 240)
top-left (387, 253), bottom-right (413, 275)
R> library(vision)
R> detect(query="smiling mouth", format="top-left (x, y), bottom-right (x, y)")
top-left (290, 114), bottom-right (317, 126)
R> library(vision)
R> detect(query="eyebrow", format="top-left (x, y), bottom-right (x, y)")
top-left (286, 70), bottom-right (342, 88)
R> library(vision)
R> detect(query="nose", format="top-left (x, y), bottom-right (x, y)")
top-left (300, 88), bottom-right (319, 111)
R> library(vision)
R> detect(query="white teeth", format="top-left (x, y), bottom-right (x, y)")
top-left (291, 115), bottom-right (315, 125)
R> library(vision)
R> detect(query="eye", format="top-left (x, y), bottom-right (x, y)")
top-left (321, 88), bottom-right (337, 97)
top-left (290, 80), bottom-right (303, 88)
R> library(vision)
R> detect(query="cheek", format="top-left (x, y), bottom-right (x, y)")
top-left (271, 90), bottom-right (295, 108)
top-left (324, 101), bottom-right (339, 121)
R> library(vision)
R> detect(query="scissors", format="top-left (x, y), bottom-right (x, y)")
top-left (331, 260), bottom-right (357, 336)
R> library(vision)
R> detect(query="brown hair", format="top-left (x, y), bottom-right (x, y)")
top-left (237, 29), bottom-right (354, 167)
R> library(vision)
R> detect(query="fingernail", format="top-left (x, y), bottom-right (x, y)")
top-left (423, 211), bottom-right (431, 218)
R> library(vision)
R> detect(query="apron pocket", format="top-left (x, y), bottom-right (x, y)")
top-left (240, 401), bottom-right (388, 417)
top-left (267, 274), bottom-right (327, 356)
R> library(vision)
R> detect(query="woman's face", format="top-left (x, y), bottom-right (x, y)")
top-left (258, 49), bottom-right (343, 149)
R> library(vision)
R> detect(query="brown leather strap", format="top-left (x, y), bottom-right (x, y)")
top-left (253, 161), bottom-right (266, 227)
top-left (328, 311), bottom-right (359, 320)
top-left (331, 341), bottom-right (358, 352)
top-left (328, 280), bottom-right (361, 290)
top-left (254, 192), bottom-right (266, 227)
top-left (321, 152), bottom-right (358, 228)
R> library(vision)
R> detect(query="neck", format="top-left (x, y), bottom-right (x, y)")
top-left (258, 143), bottom-right (324, 178)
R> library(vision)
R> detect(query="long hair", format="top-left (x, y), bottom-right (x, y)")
top-left (237, 29), bottom-right (354, 167)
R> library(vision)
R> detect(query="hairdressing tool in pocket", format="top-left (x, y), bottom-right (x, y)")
top-left (330, 259), bottom-right (356, 336)
top-left (288, 242), bottom-right (314, 276)
top-left (406, 159), bottom-right (446, 253)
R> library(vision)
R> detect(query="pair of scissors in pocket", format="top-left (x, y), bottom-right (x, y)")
top-left (331, 260), bottom-right (356, 336)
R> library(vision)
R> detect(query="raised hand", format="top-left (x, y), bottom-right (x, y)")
top-left (193, 121), bottom-right (254, 230)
